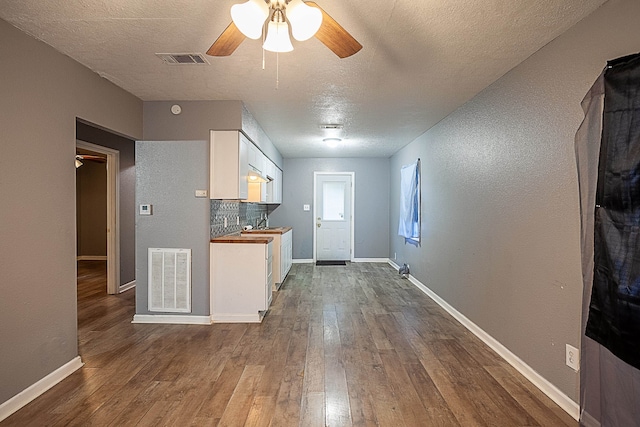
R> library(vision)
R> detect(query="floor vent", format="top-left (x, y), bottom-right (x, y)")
top-left (148, 248), bottom-right (191, 313)
top-left (156, 53), bottom-right (209, 65)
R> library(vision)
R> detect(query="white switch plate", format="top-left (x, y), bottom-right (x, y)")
top-left (139, 204), bottom-right (152, 215)
top-left (566, 344), bottom-right (579, 371)
top-left (303, 204), bottom-right (310, 211)
top-left (224, 217), bottom-right (228, 227)
top-left (195, 189), bottom-right (208, 198)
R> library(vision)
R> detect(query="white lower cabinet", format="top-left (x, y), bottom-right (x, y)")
top-left (210, 241), bottom-right (272, 323)
top-left (280, 230), bottom-right (292, 284)
top-left (241, 228), bottom-right (292, 290)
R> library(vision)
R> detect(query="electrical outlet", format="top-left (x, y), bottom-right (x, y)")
top-left (566, 344), bottom-right (579, 371)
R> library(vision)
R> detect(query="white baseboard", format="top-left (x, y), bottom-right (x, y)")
top-left (292, 259), bottom-right (313, 264)
top-left (580, 410), bottom-right (600, 427)
top-left (353, 258), bottom-right (390, 263)
top-left (76, 256), bottom-right (107, 261)
top-left (388, 259), bottom-right (400, 269)
top-left (388, 261), bottom-right (580, 421)
top-left (132, 314), bottom-right (212, 325)
top-left (119, 280), bottom-right (135, 293)
top-left (211, 313), bottom-right (265, 323)
top-left (0, 356), bottom-right (83, 423)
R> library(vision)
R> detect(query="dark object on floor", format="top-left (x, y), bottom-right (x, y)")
top-left (316, 260), bottom-right (347, 266)
top-left (398, 263), bottom-right (410, 278)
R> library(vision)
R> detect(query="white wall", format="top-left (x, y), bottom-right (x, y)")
top-left (0, 18), bottom-right (142, 405)
top-left (389, 0), bottom-right (640, 402)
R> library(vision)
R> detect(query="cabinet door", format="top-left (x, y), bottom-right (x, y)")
top-left (274, 168), bottom-right (283, 203)
top-left (238, 134), bottom-right (249, 200)
top-left (210, 130), bottom-right (248, 200)
top-left (248, 143), bottom-right (263, 173)
top-left (266, 242), bottom-right (273, 307)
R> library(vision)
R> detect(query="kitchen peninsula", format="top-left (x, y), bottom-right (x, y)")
top-left (210, 235), bottom-right (273, 323)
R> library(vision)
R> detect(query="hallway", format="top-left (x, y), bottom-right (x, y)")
top-left (1, 262), bottom-right (576, 426)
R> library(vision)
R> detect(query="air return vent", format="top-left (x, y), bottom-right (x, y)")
top-left (148, 248), bottom-right (191, 313)
top-left (156, 53), bottom-right (209, 65)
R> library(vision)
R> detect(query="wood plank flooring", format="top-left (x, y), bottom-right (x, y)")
top-left (1, 261), bottom-right (577, 426)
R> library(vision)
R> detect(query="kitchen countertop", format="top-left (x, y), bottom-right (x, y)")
top-left (211, 235), bottom-right (274, 244)
top-left (241, 226), bottom-right (292, 235)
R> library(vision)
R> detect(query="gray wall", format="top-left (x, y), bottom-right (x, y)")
top-left (135, 141), bottom-right (211, 316)
top-left (0, 17), bottom-right (142, 405)
top-left (268, 158), bottom-right (390, 260)
top-left (76, 121), bottom-right (136, 285)
top-left (389, 0), bottom-right (640, 403)
top-left (143, 100), bottom-right (283, 168)
top-left (76, 160), bottom-right (107, 257)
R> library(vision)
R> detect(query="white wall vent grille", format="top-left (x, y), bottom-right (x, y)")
top-left (148, 248), bottom-right (191, 313)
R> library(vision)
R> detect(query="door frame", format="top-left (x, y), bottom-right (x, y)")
top-left (76, 140), bottom-right (120, 294)
top-left (313, 172), bottom-right (355, 262)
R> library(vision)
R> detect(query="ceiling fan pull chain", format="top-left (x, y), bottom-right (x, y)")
top-left (262, 26), bottom-right (266, 70)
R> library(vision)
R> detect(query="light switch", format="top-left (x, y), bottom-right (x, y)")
top-left (303, 204), bottom-right (310, 211)
top-left (195, 190), bottom-right (208, 198)
top-left (139, 204), bottom-right (152, 215)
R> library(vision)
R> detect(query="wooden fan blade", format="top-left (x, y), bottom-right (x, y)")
top-left (207, 22), bottom-right (246, 56)
top-left (306, 2), bottom-right (362, 58)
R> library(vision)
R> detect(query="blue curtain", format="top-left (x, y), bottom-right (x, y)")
top-left (398, 159), bottom-right (420, 244)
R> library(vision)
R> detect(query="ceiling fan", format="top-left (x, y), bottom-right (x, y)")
top-left (207, 0), bottom-right (362, 59)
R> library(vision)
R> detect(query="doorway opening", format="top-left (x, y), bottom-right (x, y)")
top-left (76, 140), bottom-right (120, 294)
top-left (313, 172), bottom-right (355, 262)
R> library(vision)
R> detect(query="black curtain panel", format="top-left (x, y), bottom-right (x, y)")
top-left (585, 53), bottom-right (640, 370)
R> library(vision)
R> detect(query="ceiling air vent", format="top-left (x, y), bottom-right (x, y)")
top-left (319, 124), bottom-right (344, 130)
top-left (156, 53), bottom-right (209, 65)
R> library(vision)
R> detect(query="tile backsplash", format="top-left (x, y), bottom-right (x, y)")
top-left (210, 200), bottom-right (267, 238)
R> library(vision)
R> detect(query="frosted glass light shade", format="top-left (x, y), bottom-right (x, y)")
top-left (231, 0), bottom-right (269, 40)
top-left (263, 21), bottom-right (294, 52)
top-left (286, 0), bottom-right (322, 41)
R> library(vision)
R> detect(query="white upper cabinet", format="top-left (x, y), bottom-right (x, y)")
top-left (248, 143), bottom-right (264, 174)
top-left (210, 130), bottom-right (249, 200)
top-left (210, 130), bottom-right (283, 204)
top-left (273, 167), bottom-right (283, 204)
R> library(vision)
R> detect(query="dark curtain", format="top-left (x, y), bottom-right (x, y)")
top-left (585, 53), bottom-right (640, 369)
top-left (576, 53), bottom-right (640, 427)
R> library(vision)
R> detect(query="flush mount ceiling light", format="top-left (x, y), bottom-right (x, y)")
top-left (207, 1), bottom-right (362, 58)
top-left (323, 137), bottom-right (342, 148)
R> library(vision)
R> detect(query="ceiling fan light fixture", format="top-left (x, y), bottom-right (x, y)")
top-left (286, 0), bottom-right (323, 41)
top-left (230, 0), bottom-right (269, 40)
top-left (263, 20), bottom-right (294, 53)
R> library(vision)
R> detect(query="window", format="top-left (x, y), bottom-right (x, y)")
top-left (398, 159), bottom-right (420, 245)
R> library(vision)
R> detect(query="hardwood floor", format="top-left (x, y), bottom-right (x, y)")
top-left (2, 261), bottom-right (577, 426)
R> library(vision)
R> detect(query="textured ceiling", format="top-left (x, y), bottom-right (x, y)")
top-left (0, 0), bottom-right (607, 157)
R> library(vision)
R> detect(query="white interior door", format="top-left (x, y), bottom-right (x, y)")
top-left (315, 173), bottom-right (353, 261)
